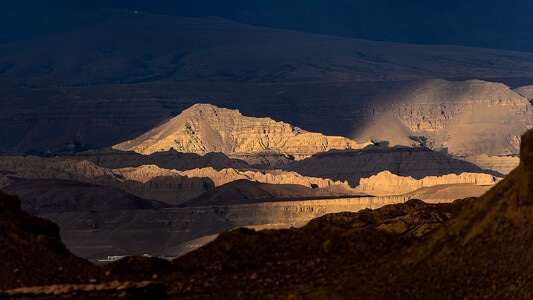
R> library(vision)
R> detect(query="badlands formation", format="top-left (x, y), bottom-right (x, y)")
top-left (0, 104), bottom-right (502, 258)
top-left (354, 79), bottom-right (531, 173)
top-left (3, 128), bottom-right (533, 298)
top-left (113, 103), bottom-right (370, 163)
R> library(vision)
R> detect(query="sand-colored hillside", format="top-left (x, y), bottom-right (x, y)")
top-left (354, 79), bottom-right (533, 159)
top-left (355, 170), bottom-right (500, 196)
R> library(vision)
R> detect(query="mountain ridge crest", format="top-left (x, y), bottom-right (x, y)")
top-left (113, 103), bottom-right (370, 160)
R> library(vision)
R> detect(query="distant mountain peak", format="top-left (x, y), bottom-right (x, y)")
top-left (113, 103), bottom-right (370, 160)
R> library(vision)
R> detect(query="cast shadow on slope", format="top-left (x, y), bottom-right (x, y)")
top-left (283, 145), bottom-right (502, 187)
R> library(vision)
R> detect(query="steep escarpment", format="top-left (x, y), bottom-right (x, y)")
top-left (356, 170), bottom-right (499, 196)
top-left (113, 103), bottom-right (369, 161)
top-left (284, 146), bottom-right (496, 187)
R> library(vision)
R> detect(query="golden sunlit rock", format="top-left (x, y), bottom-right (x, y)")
top-left (113, 103), bottom-right (370, 160)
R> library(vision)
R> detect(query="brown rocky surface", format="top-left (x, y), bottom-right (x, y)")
top-left (0, 192), bottom-right (103, 290)
top-left (157, 198), bottom-right (472, 298)
top-left (113, 103), bottom-right (370, 160)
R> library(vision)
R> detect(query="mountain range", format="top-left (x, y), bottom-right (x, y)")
top-left (1, 5), bottom-right (533, 156)
top-left (0, 103), bottom-right (502, 259)
top-left (2, 3), bottom-right (533, 297)
top-left (2, 127), bottom-right (533, 298)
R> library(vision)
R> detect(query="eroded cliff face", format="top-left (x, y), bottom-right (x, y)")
top-left (355, 79), bottom-right (533, 158)
top-left (113, 103), bottom-right (370, 160)
top-left (0, 156), bottom-right (353, 205)
top-left (356, 170), bottom-right (500, 196)
top-left (0, 148), bottom-right (498, 206)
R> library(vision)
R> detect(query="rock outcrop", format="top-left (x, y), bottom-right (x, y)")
top-left (458, 153), bottom-right (519, 175)
top-left (356, 170), bottom-right (500, 196)
top-left (113, 103), bottom-right (369, 160)
top-left (173, 167), bottom-right (348, 189)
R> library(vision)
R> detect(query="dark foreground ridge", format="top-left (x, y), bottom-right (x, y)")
top-left (3, 129), bottom-right (533, 298)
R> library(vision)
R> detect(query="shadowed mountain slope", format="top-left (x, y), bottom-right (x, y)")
top-left (284, 146), bottom-right (498, 187)
top-left (0, 156), bottom-right (215, 205)
top-left (0, 192), bottom-right (104, 290)
top-left (1, 178), bottom-right (167, 214)
top-left (126, 127), bottom-right (533, 298)
top-left (73, 148), bottom-right (259, 170)
top-left (2, 7), bottom-right (533, 155)
top-left (180, 179), bottom-right (361, 207)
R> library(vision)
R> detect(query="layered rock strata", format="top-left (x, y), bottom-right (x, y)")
top-left (113, 103), bottom-right (370, 160)
top-left (356, 170), bottom-right (500, 196)
top-left (355, 79), bottom-right (533, 159)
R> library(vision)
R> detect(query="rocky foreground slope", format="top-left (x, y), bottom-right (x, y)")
top-left (0, 192), bottom-right (103, 290)
top-left (3, 129), bottom-right (533, 298)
